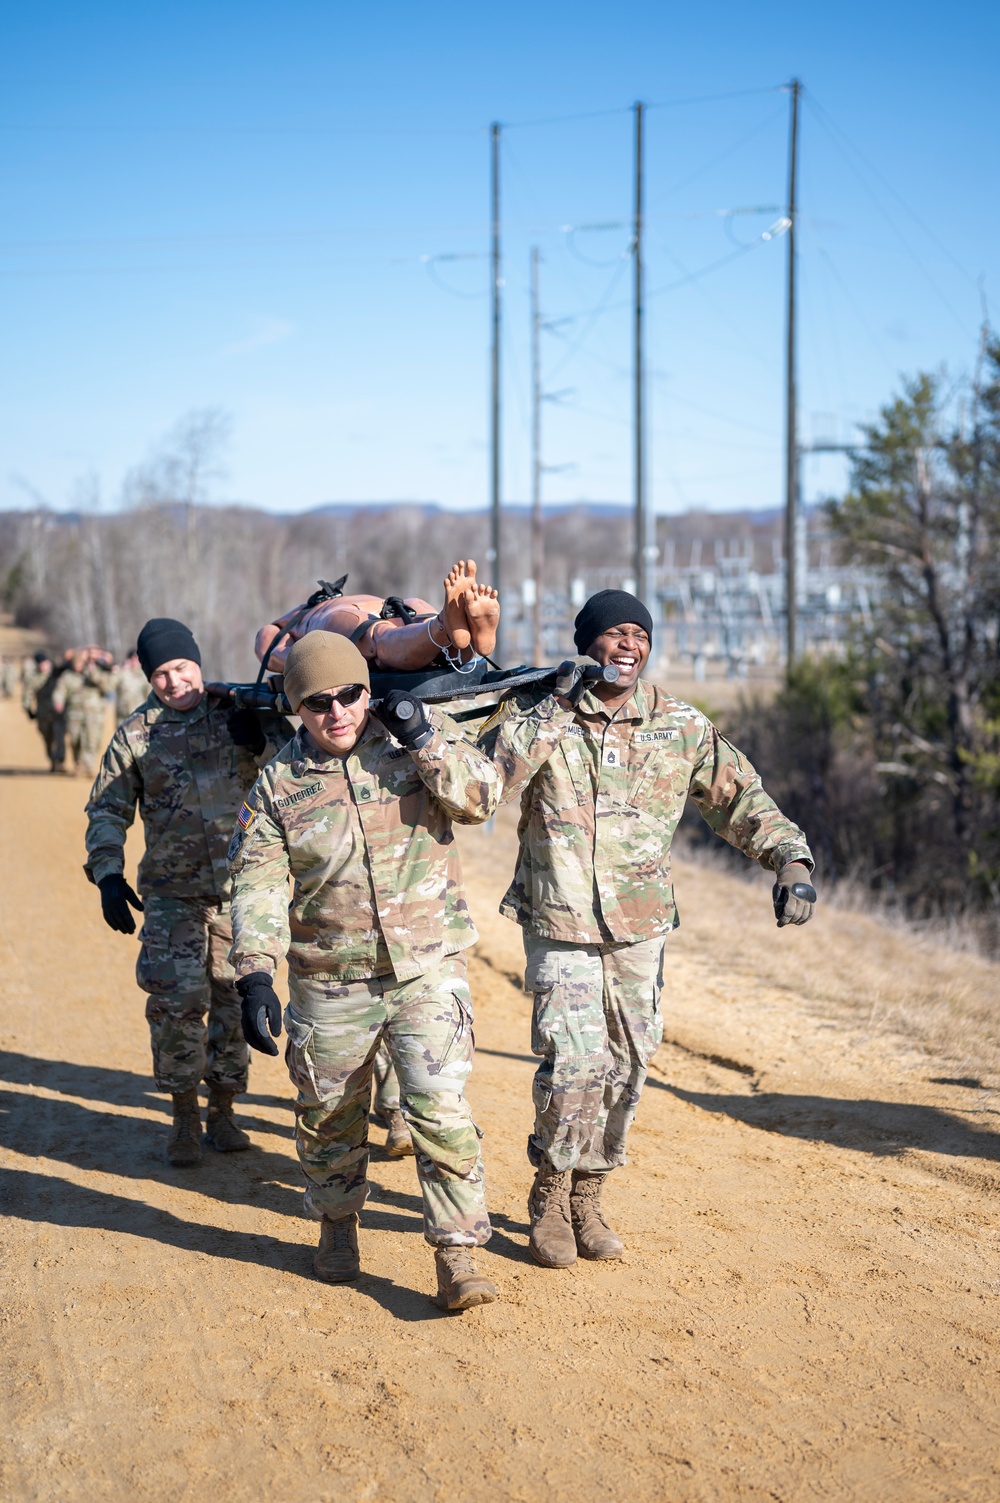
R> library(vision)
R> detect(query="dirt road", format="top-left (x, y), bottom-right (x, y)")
top-left (2, 695), bottom-right (1000, 1502)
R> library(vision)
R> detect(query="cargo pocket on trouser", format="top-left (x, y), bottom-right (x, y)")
top-left (646, 940), bottom-right (666, 1063)
top-left (283, 1008), bottom-right (320, 1103)
top-left (284, 1006), bottom-right (371, 1222)
top-left (397, 985), bottom-right (490, 1250)
top-left (588, 938), bottom-right (665, 1172)
top-left (393, 983), bottom-right (479, 1177)
top-left (136, 903), bottom-right (210, 1093)
top-left (524, 938), bottom-right (608, 1172)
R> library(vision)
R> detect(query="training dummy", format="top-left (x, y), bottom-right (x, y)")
top-left (254, 560), bottom-right (500, 676)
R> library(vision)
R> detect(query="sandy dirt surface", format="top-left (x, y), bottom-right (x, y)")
top-left (2, 693), bottom-right (1000, 1503)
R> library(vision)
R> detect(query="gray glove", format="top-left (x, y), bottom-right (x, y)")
top-left (772, 862), bottom-right (817, 927)
top-left (554, 655), bottom-right (600, 706)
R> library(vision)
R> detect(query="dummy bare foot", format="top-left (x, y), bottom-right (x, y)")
top-left (442, 562), bottom-right (474, 652)
top-left (463, 582), bottom-right (500, 659)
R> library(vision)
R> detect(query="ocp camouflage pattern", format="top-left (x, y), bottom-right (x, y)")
top-left (56, 664), bottom-right (114, 775)
top-left (85, 695), bottom-right (290, 899)
top-left (113, 665), bottom-right (149, 722)
top-left (285, 955), bottom-right (490, 1245)
top-left (478, 678), bottom-right (813, 943)
top-left (228, 708), bottom-right (501, 984)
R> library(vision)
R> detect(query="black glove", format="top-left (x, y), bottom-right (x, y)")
top-left (98, 873), bottom-right (144, 935)
top-left (376, 689), bottom-right (433, 750)
top-left (236, 972), bottom-right (282, 1056)
top-left (772, 862), bottom-right (817, 927)
top-left (227, 707), bottom-right (267, 757)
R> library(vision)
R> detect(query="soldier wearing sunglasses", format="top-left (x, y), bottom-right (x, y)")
top-left (228, 631), bottom-right (502, 1311)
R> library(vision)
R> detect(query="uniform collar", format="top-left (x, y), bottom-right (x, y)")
top-left (575, 677), bottom-right (650, 725)
top-left (143, 691), bottom-right (211, 725)
top-left (290, 716), bottom-right (389, 774)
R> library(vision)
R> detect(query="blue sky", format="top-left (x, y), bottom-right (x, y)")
top-left (1, 1), bottom-right (995, 516)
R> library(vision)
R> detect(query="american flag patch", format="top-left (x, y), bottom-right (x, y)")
top-left (237, 802), bottom-right (255, 830)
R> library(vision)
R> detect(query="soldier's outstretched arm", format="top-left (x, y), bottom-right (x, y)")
top-left (687, 719), bottom-right (816, 925)
top-left (227, 778), bottom-right (293, 981)
top-left (374, 695), bottom-right (501, 824)
top-left (477, 686), bottom-right (577, 806)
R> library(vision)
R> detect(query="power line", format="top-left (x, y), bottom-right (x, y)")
top-left (648, 103), bottom-right (786, 206)
top-left (502, 86), bottom-right (781, 131)
top-left (651, 236), bottom-right (775, 371)
top-left (545, 255), bottom-right (630, 380)
top-left (804, 93), bottom-right (976, 341)
top-left (647, 85), bottom-right (784, 111)
top-left (806, 93), bottom-right (981, 291)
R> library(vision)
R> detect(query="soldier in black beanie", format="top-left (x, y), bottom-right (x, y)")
top-left (135, 617), bottom-right (201, 680)
top-left (83, 616), bottom-right (292, 1166)
top-left (572, 589), bottom-right (653, 656)
top-left (480, 587), bottom-right (816, 1270)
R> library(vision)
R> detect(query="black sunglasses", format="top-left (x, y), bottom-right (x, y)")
top-left (299, 684), bottom-right (367, 713)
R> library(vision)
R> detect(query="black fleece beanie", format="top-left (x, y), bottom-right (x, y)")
top-left (573, 590), bottom-right (653, 654)
top-left (136, 618), bottom-right (202, 679)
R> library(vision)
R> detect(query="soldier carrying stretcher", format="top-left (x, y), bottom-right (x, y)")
top-left (479, 589), bottom-right (817, 1270)
top-left (84, 617), bottom-right (292, 1164)
top-left (229, 631), bottom-right (501, 1310)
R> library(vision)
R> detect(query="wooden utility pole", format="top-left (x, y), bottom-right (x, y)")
top-left (633, 100), bottom-right (648, 608)
top-left (784, 79), bottom-right (801, 676)
top-left (530, 246), bottom-right (544, 666)
top-left (490, 122), bottom-right (504, 663)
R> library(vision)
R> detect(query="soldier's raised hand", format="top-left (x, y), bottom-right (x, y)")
top-left (554, 656), bottom-right (601, 708)
top-left (772, 862), bottom-right (817, 927)
top-left (97, 873), bottom-right (144, 934)
top-left (375, 689), bottom-right (433, 750)
top-left (236, 972), bottom-right (282, 1055)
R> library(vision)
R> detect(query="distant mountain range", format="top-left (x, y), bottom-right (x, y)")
top-left (306, 499), bottom-right (788, 524)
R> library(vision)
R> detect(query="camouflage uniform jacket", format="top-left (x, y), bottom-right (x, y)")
top-left (227, 710), bottom-right (501, 985)
top-left (113, 664), bottom-right (149, 722)
top-left (479, 678), bottom-right (813, 944)
top-left (85, 692), bottom-right (290, 901)
top-left (53, 663), bottom-right (113, 716)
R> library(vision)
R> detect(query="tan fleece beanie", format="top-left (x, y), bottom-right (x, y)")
top-left (283, 631), bottom-right (371, 712)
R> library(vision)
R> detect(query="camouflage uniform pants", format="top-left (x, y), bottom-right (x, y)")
top-left (67, 706), bottom-right (107, 777)
top-left (136, 893), bottom-right (249, 1095)
top-left (372, 1042), bottom-right (400, 1115)
top-left (285, 954), bottom-right (490, 1247)
top-left (523, 932), bottom-right (665, 1174)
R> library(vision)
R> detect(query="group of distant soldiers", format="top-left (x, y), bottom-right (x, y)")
top-left (18, 572), bottom-right (817, 1313)
top-left (13, 646), bottom-right (146, 774)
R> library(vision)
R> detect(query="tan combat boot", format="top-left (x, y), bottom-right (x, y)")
top-left (205, 1086), bottom-right (251, 1152)
top-left (433, 1247), bottom-right (498, 1310)
top-left (314, 1213), bottom-right (361, 1283)
top-left (167, 1088), bottom-right (202, 1167)
top-left (384, 1108), bottom-right (414, 1158)
top-left (527, 1161), bottom-right (577, 1268)
top-left (570, 1170), bottom-right (624, 1260)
